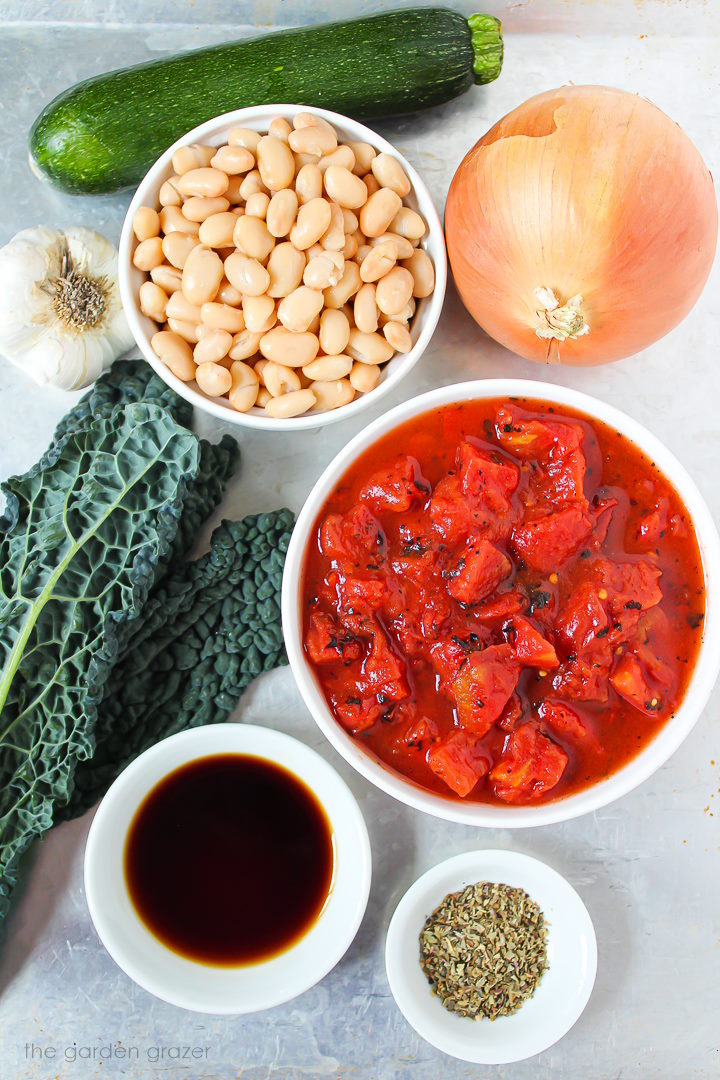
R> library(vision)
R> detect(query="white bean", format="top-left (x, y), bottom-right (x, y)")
top-left (151, 330), bottom-right (196, 381)
top-left (359, 241), bottom-right (396, 283)
top-left (139, 281), bottom-right (168, 322)
top-left (319, 308), bottom-right (350, 355)
top-left (177, 167), bottom-right (229, 198)
top-left (159, 205), bottom-right (199, 235)
top-left (259, 327), bottom-right (319, 367)
top-left (166, 317), bottom-right (201, 344)
top-left (266, 189), bottom-right (299, 238)
top-left (239, 169), bottom-right (268, 201)
top-left (347, 328), bottom-right (394, 365)
top-left (320, 202), bottom-right (345, 251)
top-left (166, 291), bottom-right (202, 323)
top-left (172, 144), bottom-right (215, 175)
top-left (383, 320), bottom-right (413, 353)
top-left (303, 251), bottom-right (344, 290)
top-left (133, 206), bottom-right (160, 241)
top-left (375, 266), bottom-right (414, 316)
top-left (159, 177), bottom-right (183, 206)
top-left (133, 236), bottom-right (164, 271)
top-left (310, 378), bottom-right (354, 411)
top-left (245, 191), bottom-right (270, 219)
top-left (228, 360), bottom-right (260, 412)
top-left (242, 294), bottom-right (277, 333)
top-left (347, 141), bottom-right (377, 176)
top-left (288, 124), bottom-right (337, 157)
top-left (232, 215), bottom-right (275, 261)
top-left (403, 248), bottom-right (435, 298)
top-left (257, 135), bottom-right (295, 190)
top-left (198, 211), bottom-right (237, 248)
top-left (317, 146), bottom-right (356, 174)
top-left (290, 198), bottom-right (332, 250)
top-left (295, 164), bottom-right (323, 205)
top-left (389, 206), bottom-right (426, 241)
top-left (269, 116), bottom-right (293, 142)
top-left (182, 245), bottom-right (224, 305)
top-left (224, 252), bottom-right (270, 296)
top-left (264, 388), bottom-right (316, 417)
top-left (370, 153), bottom-right (411, 197)
top-left (200, 302), bottom-right (246, 333)
top-left (161, 232), bottom-right (199, 269)
top-left (229, 329), bottom-right (263, 361)
top-left (217, 277), bottom-right (243, 305)
top-left (354, 283), bottom-right (378, 334)
top-left (277, 286), bottom-right (324, 333)
top-left (210, 145), bottom-right (255, 174)
top-left (302, 354), bottom-right (352, 381)
top-left (263, 361), bottom-right (302, 397)
top-left (266, 242), bottom-right (306, 297)
top-left (194, 329), bottom-right (233, 365)
top-left (370, 231), bottom-right (415, 260)
top-left (323, 260), bottom-right (361, 308)
top-left (182, 195), bottom-right (230, 222)
top-left (228, 128), bottom-right (261, 153)
top-left (349, 361), bottom-right (381, 393)
top-left (195, 361), bottom-right (233, 397)
top-left (359, 188), bottom-right (402, 238)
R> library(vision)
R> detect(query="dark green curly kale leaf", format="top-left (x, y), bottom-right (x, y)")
top-left (0, 403), bottom-right (200, 921)
top-left (65, 509), bottom-right (295, 816)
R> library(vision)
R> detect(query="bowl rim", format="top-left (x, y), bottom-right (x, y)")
top-left (384, 849), bottom-right (598, 1064)
top-left (84, 723), bottom-right (372, 1013)
top-left (281, 378), bottom-right (720, 827)
top-left (118, 102), bottom-right (447, 431)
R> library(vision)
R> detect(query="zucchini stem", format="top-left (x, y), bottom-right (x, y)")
top-left (468, 13), bottom-right (503, 85)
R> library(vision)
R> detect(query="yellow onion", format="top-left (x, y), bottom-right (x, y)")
top-left (445, 85), bottom-right (718, 364)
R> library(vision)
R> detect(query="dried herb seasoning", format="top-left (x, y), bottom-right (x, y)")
top-left (419, 880), bottom-right (548, 1021)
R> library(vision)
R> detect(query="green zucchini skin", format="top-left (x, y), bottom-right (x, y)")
top-left (29, 9), bottom-right (502, 195)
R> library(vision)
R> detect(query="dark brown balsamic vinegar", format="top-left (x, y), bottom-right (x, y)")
top-left (124, 754), bottom-right (334, 966)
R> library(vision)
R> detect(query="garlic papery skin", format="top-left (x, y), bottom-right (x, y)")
top-left (0, 226), bottom-right (133, 390)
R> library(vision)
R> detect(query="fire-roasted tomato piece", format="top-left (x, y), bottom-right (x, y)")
top-left (490, 724), bottom-right (568, 803)
top-left (305, 611), bottom-right (363, 665)
top-left (426, 731), bottom-right (490, 798)
top-left (446, 537), bottom-right (512, 605)
top-left (448, 644), bottom-right (521, 736)
top-left (360, 455), bottom-right (431, 512)
top-left (505, 616), bottom-right (559, 669)
top-left (511, 505), bottom-right (594, 573)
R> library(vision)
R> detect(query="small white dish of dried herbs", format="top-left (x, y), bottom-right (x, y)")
top-left (385, 849), bottom-right (597, 1064)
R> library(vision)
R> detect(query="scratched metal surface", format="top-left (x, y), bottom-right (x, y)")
top-left (0, 2), bottom-right (718, 1078)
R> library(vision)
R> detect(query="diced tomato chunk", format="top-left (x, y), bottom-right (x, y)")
top-left (394, 711), bottom-right (439, 753)
top-left (555, 584), bottom-right (608, 651)
top-left (305, 611), bottom-right (363, 665)
top-left (510, 506), bottom-right (593, 573)
top-left (320, 504), bottom-right (385, 566)
top-left (446, 538), bottom-right (511, 605)
top-left (498, 692), bottom-right (524, 732)
top-left (449, 644), bottom-right (520, 736)
top-left (538, 700), bottom-right (589, 740)
top-left (495, 408), bottom-right (556, 458)
top-left (552, 652), bottom-right (612, 702)
top-left (634, 497), bottom-right (670, 547)
top-left (594, 559), bottom-right (662, 615)
top-left (427, 731), bottom-right (490, 798)
top-left (473, 591), bottom-right (526, 624)
top-left (333, 693), bottom-right (387, 734)
top-left (429, 637), bottom-right (479, 684)
top-left (360, 455), bottom-right (430, 512)
top-left (490, 724), bottom-right (568, 803)
top-left (357, 629), bottom-right (409, 703)
top-left (610, 653), bottom-right (665, 715)
top-left (588, 498), bottom-right (617, 550)
top-left (429, 475), bottom-right (499, 545)
top-left (458, 441), bottom-right (518, 514)
top-left (506, 616), bottom-right (559, 669)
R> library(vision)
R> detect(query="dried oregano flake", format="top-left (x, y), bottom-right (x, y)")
top-left (419, 880), bottom-right (549, 1021)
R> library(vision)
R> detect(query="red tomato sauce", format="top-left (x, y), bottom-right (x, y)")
top-left (301, 398), bottom-right (705, 805)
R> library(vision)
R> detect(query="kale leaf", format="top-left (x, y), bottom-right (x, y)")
top-left (65, 508), bottom-right (294, 817)
top-left (0, 403), bottom-right (200, 921)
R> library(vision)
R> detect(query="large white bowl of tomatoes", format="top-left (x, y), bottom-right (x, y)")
top-left (282, 380), bottom-right (720, 826)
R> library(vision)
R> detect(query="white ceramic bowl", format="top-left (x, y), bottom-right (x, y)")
top-left (282, 379), bottom-right (720, 827)
top-left (385, 850), bottom-right (597, 1064)
top-left (84, 724), bottom-right (371, 1014)
top-left (118, 103), bottom-right (447, 431)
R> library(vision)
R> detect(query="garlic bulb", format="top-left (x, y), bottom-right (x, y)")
top-left (0, 226), bottom-right (133, 390)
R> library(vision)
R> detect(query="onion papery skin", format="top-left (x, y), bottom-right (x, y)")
top-left (445, 85), bottom-right (718, 365)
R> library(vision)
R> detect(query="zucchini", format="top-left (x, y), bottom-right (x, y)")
top-left (29, 9), bottom-right (502, 195)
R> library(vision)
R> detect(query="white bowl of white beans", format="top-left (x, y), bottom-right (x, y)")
top-left (118, 104), bottom-right (446, 429)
